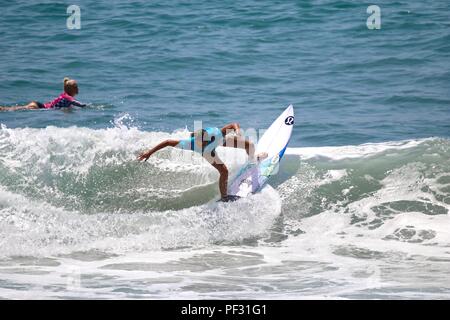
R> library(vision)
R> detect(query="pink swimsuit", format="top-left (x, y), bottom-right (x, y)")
top-left (44, 92), bottom-right (85, 109)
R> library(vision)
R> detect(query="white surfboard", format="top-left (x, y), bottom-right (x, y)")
top-left (228, 105), bottom-right (294, 198)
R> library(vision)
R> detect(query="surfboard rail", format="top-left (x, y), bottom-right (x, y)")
top-left (228, 105), bottom-right (294, 198)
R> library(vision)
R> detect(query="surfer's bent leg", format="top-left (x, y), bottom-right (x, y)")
top-left (212, 162), bottom-right (228, 199)
top-left (0, 101), bottom-right (41, 111)
top-left (204, 153), bottom-right (228, 199)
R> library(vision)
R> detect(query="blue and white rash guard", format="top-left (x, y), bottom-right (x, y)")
top-left (176, 127), bottom-right (223, 155)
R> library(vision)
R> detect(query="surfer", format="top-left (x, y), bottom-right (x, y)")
top-left (0, 78), bottom-right (86, 111)
top-left (137, 124), bottom-right (264, 201)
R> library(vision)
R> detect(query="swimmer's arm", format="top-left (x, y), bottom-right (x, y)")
top-left (70, 100), bottom-right (87, 108)
top-left (137, 139), bottom-right (179, 161)
top-left (221, 123), bottom-right (241, 136)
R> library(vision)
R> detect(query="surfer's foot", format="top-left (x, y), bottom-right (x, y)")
top-left (220, 195), bottom-right (241, 202)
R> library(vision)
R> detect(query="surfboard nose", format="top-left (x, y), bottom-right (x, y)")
top-left (287, 104), bottom-right (294, 115)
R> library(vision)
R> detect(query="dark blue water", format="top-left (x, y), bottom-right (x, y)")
top-left (1, 0), bottom-right (449, 146)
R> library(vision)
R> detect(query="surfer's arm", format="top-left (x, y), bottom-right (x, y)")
top-left (222, 135), bottom-right (256, 161)
top-left (137, 139), bottom-right (179, 161)
top-left (221, 123), bottom-right (241, 136)
top-left (70, 100), bottom-right (87, 108)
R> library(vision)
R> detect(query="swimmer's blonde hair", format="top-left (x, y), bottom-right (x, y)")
top-left (63, 77), bottom-right (76, 93)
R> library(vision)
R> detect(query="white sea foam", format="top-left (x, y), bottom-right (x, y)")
top-left (0, 125), bottom-right (449, 299)
top-left (286, 138), bottom-right (431, 160)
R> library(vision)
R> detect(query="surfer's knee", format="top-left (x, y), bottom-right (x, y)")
top-left (216, 163), bottom-right (228, 176)
top-left (221, 164), bottom-right (228, 175)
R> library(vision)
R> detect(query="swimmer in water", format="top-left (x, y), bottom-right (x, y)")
top-left (0, 77), bottom-right (86, 111)
top-left (137, 124), bottom-right (267, 202)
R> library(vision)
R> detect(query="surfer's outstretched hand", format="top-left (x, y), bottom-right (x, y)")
top-left (137, 150), bottom-right (151, 162)
top-left (249, 152), bottom-right (268, 164)
top-left (257, 152), bottom-right (268, 161)
top-left (137, 140), bottom-right (179, 162)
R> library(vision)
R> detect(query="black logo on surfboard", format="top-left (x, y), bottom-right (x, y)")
top-left (285, 116), bottom-right (294, 125)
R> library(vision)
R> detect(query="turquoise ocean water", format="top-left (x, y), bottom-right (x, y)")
top-left (0, 1), bottom-right (449, 299)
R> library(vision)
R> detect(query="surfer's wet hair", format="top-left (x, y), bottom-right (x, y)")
top-left (63, 77), bottom-right (79, 96)
top-left (190, 129), bottom-right (208, 140)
